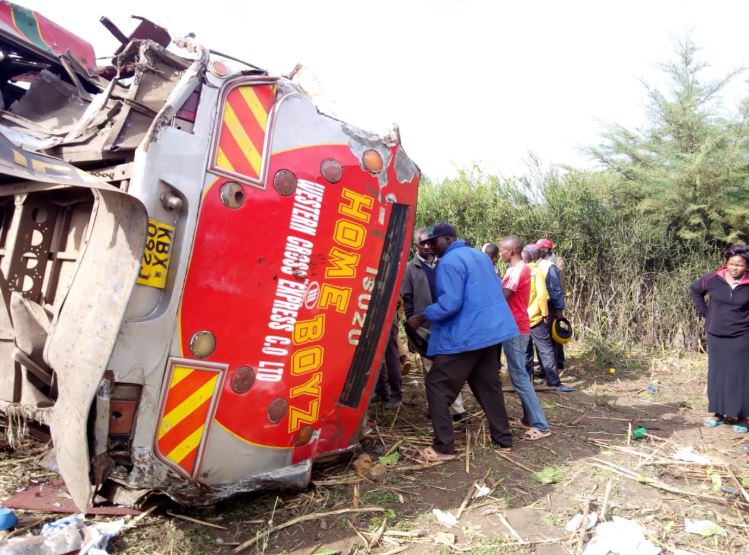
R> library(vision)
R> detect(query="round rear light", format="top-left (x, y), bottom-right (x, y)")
top-left (210, 60), bottom-right (229, 77)
top-left (362, 149), bottom-right (384, 173)
top-left (230, 366), bottom-right (255, 394)
top-left (320, 158), bottom-right (342, 183)
top-left (267, 398), bottom-right (288, 423)
top-left (274, 169), bottom-right (297, 196)
top-left (189, 330), bottom-right (216, 359)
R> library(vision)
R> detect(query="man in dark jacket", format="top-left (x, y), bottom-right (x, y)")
top-left (537, 238), bottom-right (566, 370)
top-left (407, 223), bottom-right (517, 461)
top-left (402, 227), bottom-right (466, 420)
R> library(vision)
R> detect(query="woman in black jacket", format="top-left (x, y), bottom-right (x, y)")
top-left (691, 244), bottom-right (749, 432)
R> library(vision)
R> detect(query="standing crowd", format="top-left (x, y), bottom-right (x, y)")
top-left (376, 222), bottom-right (575, 462)
top-left (376, 224), bottom-right (749, 460)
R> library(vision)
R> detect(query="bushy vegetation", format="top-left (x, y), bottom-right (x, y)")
top-left (415, 39), bottom-right (747, 351)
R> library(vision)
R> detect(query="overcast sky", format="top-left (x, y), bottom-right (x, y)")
top-left (22, 0), bottom-right (749, 179)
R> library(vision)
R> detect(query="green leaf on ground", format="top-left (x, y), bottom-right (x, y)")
top-left (379, 452), bottom-right (400, 466)
top-left (742, 476), bottom-right (749, 488)
top-left (532, 467), bottom-right (564, 485)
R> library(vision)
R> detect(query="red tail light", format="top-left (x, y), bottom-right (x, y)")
top-left (175, 88), bottom-right (201, 123)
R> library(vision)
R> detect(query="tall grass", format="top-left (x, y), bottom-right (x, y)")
top-left (416, 165), bottom-right (717, 350)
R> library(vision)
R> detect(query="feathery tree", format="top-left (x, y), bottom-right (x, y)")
top-left (589, 37), bottom-right (749, 245)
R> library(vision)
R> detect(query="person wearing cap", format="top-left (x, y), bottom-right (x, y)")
top-left (401, 227), bottom-right (467, 421)
top-left (406, 223), bottom-right (517, 461)
top-left (522, 245), bottom-right (575, 392)
top-left (499, 236), bottom-right (552, 440)
top-left (536, 238), bottom-right (566, 371)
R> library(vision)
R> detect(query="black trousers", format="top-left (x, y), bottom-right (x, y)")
top-left (525, 321), bottom-right (561, 386)
top-left (425, 345), bottom-right (512, 454)
top-left (554, 341), bottom-right (565, 369)
top-left (375, 323), bottom-right (402, 401)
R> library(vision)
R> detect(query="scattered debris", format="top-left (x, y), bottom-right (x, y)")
top-left (474, 483), bottom-right (492, 498)
top-left (232, 507), bottom-right (385, 553)
top-left (583, 516), bottom-right (660, 555)
top-left (495, 513), bottom-right (524, 543)
top-left (0, 513), bottom-right (124, 555)
top-left (673, 446), bottom-right (712, 464)
top-left (432, 509), bottom-right (458, 527)
top-left (565, 511), bottom-right (598, 532)
top-left (1, 481), bottom-right (140, 516)
top-left (495, 449), bottom-right (536, 473)
top-left (166, 511), bottom-right (227, 530)
top-left (684, 518), bottom-right (726, 537)
top-left (0, 508), bottom-right (17, 530)
top-left (432, 531), bottom-right (456, 546)
top-left (352, 454), bottom-right (373, 476)
top-left (351, 453), bottom-right (387, 481)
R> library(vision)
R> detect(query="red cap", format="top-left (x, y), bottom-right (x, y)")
top-left (536, 238), bottom-right (554, 250)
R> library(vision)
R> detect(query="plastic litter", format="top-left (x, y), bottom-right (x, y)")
top-left (684, 518), bottom-right (726, 537)
top-left (673, 446), bottom-right (712, 464)
top-left (432, 508), bottom-right (458, 527)
top-left (565, 511), bottom-right (598, 532)
top-left (473, 484), bottom-right (492, 498)
top-left (0, 513), bottom-right (124, 555)
top-left (646, 385), bottom-right (659, 394)
top-left (631, 426), bottom-right (647, 440)
top-left (0, 508), bottom-right (17, 530)
top-left (583, 516), bottom-right (660, 555)
top-left (720, 485), bottom-right (739, 496)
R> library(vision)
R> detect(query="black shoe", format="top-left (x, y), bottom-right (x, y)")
top-left (385, 397), bottom-right (402, 409)
top-left (452, 412), bottom-right (469, 423)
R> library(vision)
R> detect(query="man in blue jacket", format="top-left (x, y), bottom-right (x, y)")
top-left (406, 223), bottom-right (518, 461)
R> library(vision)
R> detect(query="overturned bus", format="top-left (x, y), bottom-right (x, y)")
top-left (0, 3), bottom-right (419, 510)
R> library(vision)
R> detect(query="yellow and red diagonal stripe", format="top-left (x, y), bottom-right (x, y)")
top-left (156, 365), bottom-right (219, 477)
top-left (215, 84), bottom-right (275, 181)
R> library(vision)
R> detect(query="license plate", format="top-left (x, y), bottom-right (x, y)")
top-left (137, 218), bottom-right (174, 289)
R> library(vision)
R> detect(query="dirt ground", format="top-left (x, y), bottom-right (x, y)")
top-left (2, 344), bottom-right (749, 554)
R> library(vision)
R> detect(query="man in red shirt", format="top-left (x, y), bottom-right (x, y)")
top-left (499, 236), bottom-right (551, 440)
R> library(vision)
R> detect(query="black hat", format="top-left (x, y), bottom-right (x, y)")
top-left (421, 222), bottom-right (457, 244)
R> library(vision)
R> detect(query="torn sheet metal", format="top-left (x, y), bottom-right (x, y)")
top-left (1, 480), bottom-right (141, 516)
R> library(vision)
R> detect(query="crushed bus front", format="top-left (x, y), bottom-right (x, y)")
top-left (0, 3), bottom-right (419, 510)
